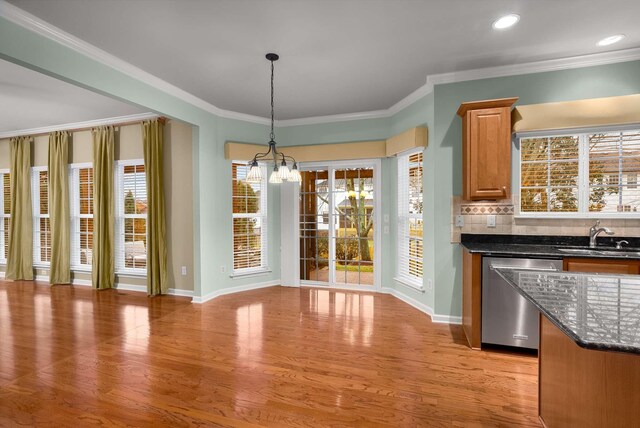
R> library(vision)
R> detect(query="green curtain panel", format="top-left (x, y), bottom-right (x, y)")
top-left (6, 136), bottom-right (33, 281)
top-left (48, 131), bottom-right (71, 285)
top-left (143, 119), bottom-right (168, 296)
top-left (92, 126), bottom-right (115, 289)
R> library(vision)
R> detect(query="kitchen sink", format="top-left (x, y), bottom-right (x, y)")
top-left (556, 247), bottom-right (640, 257)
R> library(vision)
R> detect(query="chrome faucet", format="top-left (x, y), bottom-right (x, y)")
top-left (616, 240), bottom-right (629, 250)
top-left (589, 220), bottom-right (614, 248)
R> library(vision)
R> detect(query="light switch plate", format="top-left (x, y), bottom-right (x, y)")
top-left (487, 215), bottom-right (496, 228)
top-left (383, 214), bottom-right (389, 223)
top-left (455, 215), bottom-right (464, 227)
top-left (383, 225), bottom-right (389, 234)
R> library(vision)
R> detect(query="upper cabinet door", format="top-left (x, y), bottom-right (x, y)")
top-left (458, 97), bottom-right (518, 201)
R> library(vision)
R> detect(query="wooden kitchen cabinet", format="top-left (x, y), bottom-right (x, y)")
top-left (457, 97), bottom-right (518, 200)
top-left (563, 258), bottom-right (640, 274)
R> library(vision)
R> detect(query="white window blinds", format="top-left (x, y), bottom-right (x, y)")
top-left (31, 167), bottom-right (51, 266)
top-left (232, 162), bottom-right (268, 273)
top-left (69, 164), bottom-right (94, 270)
top-left (397, 150), bottom-right (423, 287)
top-left (519, 128), bottom-right (640, 215)
top-left (0, 170), bottom-right (9, 263)
top-left (114, 160), bottom-right (148, 274)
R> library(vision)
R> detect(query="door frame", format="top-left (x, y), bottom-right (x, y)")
top-left (296, 158), bottom-right (382, 292)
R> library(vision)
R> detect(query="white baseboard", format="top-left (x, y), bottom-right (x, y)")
top-left (381, 286), bottom-right (462, 325)
top-left (381, 286), bottom-right (434, 317)
top-left (192, 280), bottom-right (280, 304)
top-left (28, 275), bottom-right (194, 297)
top-left (431, 313), bottom-right (463, 324)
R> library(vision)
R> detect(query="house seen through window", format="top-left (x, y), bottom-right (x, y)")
top-left (519, 129), bottom-right (640, 215)
top-left (115, 161), bottom-right (148, 273)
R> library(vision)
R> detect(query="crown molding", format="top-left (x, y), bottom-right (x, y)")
top-left (275, 108), bottom-right (390, 127)
top-left (2, 0), bottom-right (640, 129)
top-left (426, 47), bottom-right (640, 88)
top-left (0, 112), bottom-right (159, 139)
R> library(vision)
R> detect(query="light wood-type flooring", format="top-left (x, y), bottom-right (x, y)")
top-left (0, 281), bottom-right (539, 427)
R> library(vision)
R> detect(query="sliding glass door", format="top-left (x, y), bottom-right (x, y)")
top-left (299, 161), bottom-right (379, 289)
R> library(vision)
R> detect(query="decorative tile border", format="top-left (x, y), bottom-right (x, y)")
top-left (460, 203), bottom-right (514, 215)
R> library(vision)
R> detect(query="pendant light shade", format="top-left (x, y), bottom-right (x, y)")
top-left (278, 160), bottom-right (290, 180)
top-left (288, 164), bottom-right (302, 183)
top-left (244, 53), bottom-right (299, 185)
top-left (246, 160), bottom-right (262, 184)
top-left (269, 169), bottom-right (282, 184)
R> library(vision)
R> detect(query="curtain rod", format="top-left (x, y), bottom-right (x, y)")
top-left (0, 113), bottom-right (166, 139)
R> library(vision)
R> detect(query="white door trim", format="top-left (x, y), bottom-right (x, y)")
top-left (297, 158), bottom-right (382, 291)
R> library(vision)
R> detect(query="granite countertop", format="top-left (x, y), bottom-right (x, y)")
top-left (495, 268), bottom-right (640, 355)
top-left (460, 234), bottom-right (640, 260)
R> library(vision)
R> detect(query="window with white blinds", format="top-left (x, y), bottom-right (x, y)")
top-left (232, 162), bottom-right (268, 274)
top-left (0, 170), bottom-right (9, 264)
top-left (519, 128), bottom-right (640, 216)
top-left (69, 163), bottom-right (94, 270)
top-left (397, 149), bottom-right (423, 288)
top-left (31, 167), bottom-right (51, 266)
top-left (114, 160), bottom-right (147, 275)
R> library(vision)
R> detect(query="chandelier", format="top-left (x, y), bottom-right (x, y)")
top-left (246, 53), bottom-right (301, 184)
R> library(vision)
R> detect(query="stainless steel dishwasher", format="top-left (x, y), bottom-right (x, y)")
top-left (482, 257), bottom-right (562, 350)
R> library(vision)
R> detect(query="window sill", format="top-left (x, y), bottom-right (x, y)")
top-left (33, 263), bottom-right (51, 269)
top-left (115, 270), bottom-right (147, 278)
top-left (394, 276), bottom-right (425, 292)
top-left (71, 267), bottom-right (92, 273)
top-left (230, 268), bottom-right (272, 279)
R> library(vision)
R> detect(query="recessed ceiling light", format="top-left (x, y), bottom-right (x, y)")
top-left (492, 14), bottom-right (520, 30)
top-left (597, 34), bottom-right (625, 46)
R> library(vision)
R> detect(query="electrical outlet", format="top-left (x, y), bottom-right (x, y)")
top-left (455, 215), bottom-right (464, 227)
top-left (487, 215), bottom-right (496, 228)
top-left (426, 279), bottom-right (433, 293)
top-left (181, 266), bottom-right (187, 276)
top-left (383, 225), bottom-right (389, 234)
top-left (220, 265), bottom-right (226, 273)
top-left (383, 214), bottom-right (389, 223)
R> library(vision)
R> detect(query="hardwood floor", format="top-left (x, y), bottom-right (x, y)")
top-left (0, 280), bottom-right (539, 427)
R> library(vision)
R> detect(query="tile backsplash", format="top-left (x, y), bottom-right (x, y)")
top-left (451, 195), bottom-right (640, 243)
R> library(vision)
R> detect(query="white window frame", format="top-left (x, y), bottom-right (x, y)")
top-left (395, 148), bottom-right (424, 290)
top-left (516, 124), bottom-right (640, 219)
top-left (69, 162), bottom-right (93, 271)
top-left (231, 161), bottom-right (269, 276)
top-left (31, 166), bottom-right (50, 267)
top-left (0, 169), bottom-right (9, 264)
top-left (114, 159), bottom-right (147, 276)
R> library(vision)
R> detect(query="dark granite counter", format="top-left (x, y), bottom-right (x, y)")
top-left (460, 234), bottom-right (640, 260)
top-left (495, 268), bottom-right (640, 355)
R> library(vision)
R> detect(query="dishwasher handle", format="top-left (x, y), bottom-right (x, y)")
top-left (489, 264), bottom-right (560, 272)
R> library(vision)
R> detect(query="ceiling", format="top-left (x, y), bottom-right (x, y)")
top-left (0, 59), bottom-right (146, 133)
top-left (7, 0), bottom-right (640, 120)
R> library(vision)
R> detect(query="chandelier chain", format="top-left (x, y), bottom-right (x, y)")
top-left (270, 59), bottom-right (275, 141)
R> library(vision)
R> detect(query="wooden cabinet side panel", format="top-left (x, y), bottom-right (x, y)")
top-left (462, 250), bottom-right (482, 349)
top-left (539, 316), bottom-right (640, 428)
top-left (563, 258), bottom-right (640, 274)
top-left (462, 113), bottom-right (470, 200)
